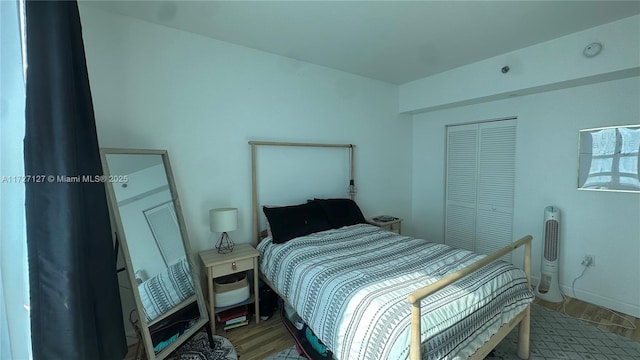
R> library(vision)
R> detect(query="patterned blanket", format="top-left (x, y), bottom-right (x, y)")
top-left (138, 258), bottom-right (195, 322)
top-left (258, 224), bottom-right (533, 360)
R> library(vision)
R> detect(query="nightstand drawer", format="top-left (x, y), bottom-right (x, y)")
top-left (211, 258), bottom-right (253, 277)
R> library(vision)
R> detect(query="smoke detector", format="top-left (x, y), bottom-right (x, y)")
top-left (583, 42), bottom-right (602, 58)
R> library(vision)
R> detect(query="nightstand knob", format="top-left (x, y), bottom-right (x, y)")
top-left (232, 262), bottom-right (237, 270)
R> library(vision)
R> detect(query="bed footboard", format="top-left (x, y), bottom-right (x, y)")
top-left (407, 235), bottom-right (533, 360)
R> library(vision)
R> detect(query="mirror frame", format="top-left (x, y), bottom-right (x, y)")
top-left (100, 148), bottom-right (209, 360)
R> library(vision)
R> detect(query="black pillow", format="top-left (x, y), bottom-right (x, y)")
top-left (313, 198), bottom-right (366, 229)
top-left (263, 202), bottom-right (332, 244)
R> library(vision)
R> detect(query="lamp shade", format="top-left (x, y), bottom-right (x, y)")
top-left (209, 208), bottom-right (238, 233)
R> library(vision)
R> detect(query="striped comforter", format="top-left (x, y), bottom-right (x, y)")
top-left (258, 224), bottom-right (533, 360)
top-left (138, 258), bottom-right (195, 322)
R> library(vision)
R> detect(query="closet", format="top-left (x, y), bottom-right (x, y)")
top-left (445, 118), bottom-right (516, 262)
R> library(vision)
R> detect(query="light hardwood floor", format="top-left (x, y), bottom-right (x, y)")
top-left (123, 314), bottom-right (294, 360)
top-left (534, 296), bottom-right (639, 342)
top-left (224, 314), bottom-right (295, 360)
top-left (125, 296), bottom-right (639, 359)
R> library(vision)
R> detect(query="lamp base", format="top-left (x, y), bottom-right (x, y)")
top-left (216, 232), bottom-right (235, 254)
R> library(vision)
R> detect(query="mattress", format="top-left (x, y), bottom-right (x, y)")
top-left (258, 224), bottom-right (533, 360)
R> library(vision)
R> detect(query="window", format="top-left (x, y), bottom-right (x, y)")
top-left (0, 0), bottom-right (31, 358)
top-left (579, 125), bottom-right (640, 192)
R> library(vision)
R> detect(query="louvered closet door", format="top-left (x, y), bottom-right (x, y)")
top-left (445, 119), bottom-right (516, 261)
top-left (476, 120), bottom-right (516, 261)
top-left (445, 124), bottom-right (478, 252)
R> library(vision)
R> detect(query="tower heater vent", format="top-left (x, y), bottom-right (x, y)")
top-left (535, 206), bottom-right (563, 302)
top-left (544, 219), bottom-right (559, 261)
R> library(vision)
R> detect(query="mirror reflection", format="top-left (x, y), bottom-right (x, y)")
top-left (107, 154), bottom-right (183, 282)
top-left (106, 153), bottom-right (195, 322)
top-left (102, 150), bottom-right (208, 359)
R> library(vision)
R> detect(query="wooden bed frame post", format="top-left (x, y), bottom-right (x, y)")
top-left (407, 235), bottom-right (533, 360)
top-left (517, 239), bottom-right (532, 359)
top-left (250, 143), bottom-right (259, 242)
top-left (409, 303), bottom-right (422, 360)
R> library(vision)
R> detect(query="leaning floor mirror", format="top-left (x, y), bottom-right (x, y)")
top-left (100, 148), bottom-right (209, 360)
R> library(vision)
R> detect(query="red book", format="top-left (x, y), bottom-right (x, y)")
top-left (217, 305), bottom-right (249, 322)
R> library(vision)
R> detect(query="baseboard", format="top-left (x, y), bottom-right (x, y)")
top-left (530, 275), bottom-right (640, 318)
top-left (565, 286), bottom-right (640, 318)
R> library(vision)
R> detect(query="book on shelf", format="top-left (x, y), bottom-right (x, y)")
top-left (223, 319), bottom-right (249, 331)
top-left (217, 305), bottom-right (249, 323)
top-left (223, 315), bottom-right (247, 325)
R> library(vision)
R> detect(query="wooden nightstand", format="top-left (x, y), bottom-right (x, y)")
top-left (368, 216), bottom-right (402, 234)
top-left (199, 244), bottom-right (260, 334)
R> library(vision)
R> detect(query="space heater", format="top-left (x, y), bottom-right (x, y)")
top-left (535, 206), bottom-right (563, 302)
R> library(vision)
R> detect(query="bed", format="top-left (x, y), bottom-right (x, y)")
top-left (249, 141), bottom-right (534, 360)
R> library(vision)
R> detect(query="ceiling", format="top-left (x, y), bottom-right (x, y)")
top-left (83, 1), bottom-right (640, 84)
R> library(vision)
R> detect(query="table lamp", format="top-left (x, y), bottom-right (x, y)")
top-left (210, 208), bottom-right (238, 254)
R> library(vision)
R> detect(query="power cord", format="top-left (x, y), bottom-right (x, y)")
top-left (571, 265), bottom-right (589, 297)
top-left (562, 262), bottom-right (637, 330)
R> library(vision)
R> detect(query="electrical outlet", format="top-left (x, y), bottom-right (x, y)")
top-left (581, 254), bottom-right (595, 267)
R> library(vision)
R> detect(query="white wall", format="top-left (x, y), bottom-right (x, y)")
top-left (412, 76), bottom-right (640, 317)
top-left (78, 5), bottom-right (413, 254)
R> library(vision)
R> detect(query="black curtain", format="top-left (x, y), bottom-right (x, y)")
top-left (24, 1), bottom-right (126, 359)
